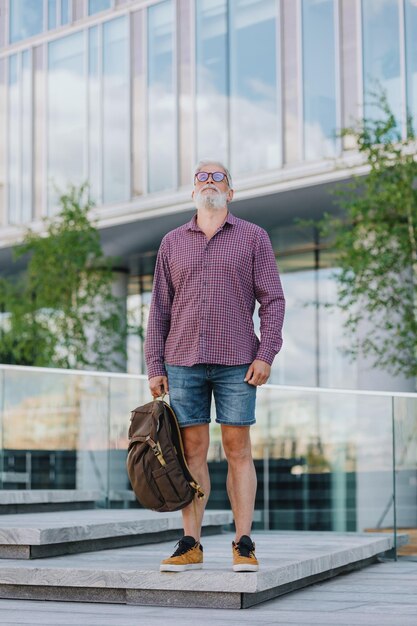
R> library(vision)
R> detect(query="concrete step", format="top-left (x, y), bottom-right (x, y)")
top-left (0, 509), bottom-right (232, 559)
top-left (0, 490), bottom-right (141, 514)
top-left (0, 531), bottom-right (405, 609)
top-left (0, 490), bottom-right (101, 514)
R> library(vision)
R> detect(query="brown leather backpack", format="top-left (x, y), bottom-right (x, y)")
top-left (126, 398), bottom-right (204, 512)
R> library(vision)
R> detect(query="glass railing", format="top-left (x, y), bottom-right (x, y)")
top-left (0, 364), bottom-right (415, 556)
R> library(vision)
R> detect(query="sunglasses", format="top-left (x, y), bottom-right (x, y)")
top-left (194, 171), bottom-right (229, 184)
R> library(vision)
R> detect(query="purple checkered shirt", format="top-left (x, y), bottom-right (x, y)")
top-left (144, 211), bottom-right (285, 379)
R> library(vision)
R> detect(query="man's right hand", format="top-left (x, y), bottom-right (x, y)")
top-left (149, 375), bottom-right (169, 399)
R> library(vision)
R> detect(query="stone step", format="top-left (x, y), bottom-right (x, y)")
top-left (0, 490), bottom-right (102, 514)
top-left (0, 531), bottom-right (405, 609)
top-left (0, 490), bottom-right (142, 514)
top-left (0, 509), bottom-right (232, 559)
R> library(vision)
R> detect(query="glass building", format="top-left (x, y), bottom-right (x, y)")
top-left (0, 0), bottom-right (416, 391)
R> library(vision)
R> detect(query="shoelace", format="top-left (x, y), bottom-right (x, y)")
top-left (235, 539), bottom-right (255, 558)
top-left (171, 539), bottom-right (196, 557)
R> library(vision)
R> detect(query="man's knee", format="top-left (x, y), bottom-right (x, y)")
top-left (182, 425), bottom-right (210, 464)
top-left (221, 427), bottom-right (253, 464)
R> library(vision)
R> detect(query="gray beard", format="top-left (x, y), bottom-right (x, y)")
top-left (195, 190), bottom-right (228, 211)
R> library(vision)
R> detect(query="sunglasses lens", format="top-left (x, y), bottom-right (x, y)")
top-left (196, 172), bottom-right (209, 182)
top-left (212, 172), bottom-right (225, 182)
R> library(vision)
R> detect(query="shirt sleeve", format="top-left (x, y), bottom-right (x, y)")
top-left (144, 237), bottom-right (174, 379)
top-left (253, 229), bottom-right (286, 365)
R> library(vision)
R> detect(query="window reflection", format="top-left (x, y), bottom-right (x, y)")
top-left (48, 32), bottom-right (85, 213)
top-left (7, 52), bottom-right (33, 225)
top-left (362, 0), bottom-right (401, 125)
top-left (273, 268), bottom-right (317, 387)
top-left (102, 17), bottom-right (129, 203)
top-left (405, 0), bottom-right (417, 130)
top-left (48, 0), bottom-right (57, 30)
top-left (7, 55), bottom-right (19, 223)
top-left (148, 0), bottom-right (175, 193)
top-left (9, 0), bottom-right (43, 44)
top-left (88, 0), bottom-right (112, 15)
top-left (229, 0), bottom-right (281, 174)
top-left (268, 224), bottom-right (357, 388)
top-left (88, 26), bottom-right (100, 203)
top-left (195, 0), bottom-right (228, 164)
top-left (61, 0), bottom-right (70, 24)
top-left (302, 0), bottom-right (338, 160)
top-left (21, 51), bottom-right (32, 223)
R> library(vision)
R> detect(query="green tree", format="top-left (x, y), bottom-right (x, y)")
top-left (0, 183), bottom-right (128, 371)
top-left (321, 93), bottom-right (417, 379)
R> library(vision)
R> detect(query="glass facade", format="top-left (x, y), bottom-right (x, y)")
top-left (89, 0), bottom-right (112, 15)
top-left (405, 0), bottom-right (417, 130)
top-left (47, 16), bottom-right (129, 211)
top-left (147, 0), bottom-right (175, 193)
top-left (3, 0), bottom-right (417, 219)
top-left (302, 0), bottom-right (338, 160)
top-left (102, 17), bottom-right (129, 203)
top-left (88, 26), bottom-right (100, 203)
top-left (61, 0), bottom-right (70, 25)
top-left (230, 0), bottom-right (281, 173)
top-left (7, 55), bottom-right (18, 221)
top-left (48, 32), bottom-right (85, 212)
top-left (7, 51), bottom-right (33, 224)
top-left (195, 0), bottom-right (228, 164)
top-left (9, 0), bottom-right (43, 44)
top-left (48, 0), bottom-right (57, 30)
top-left (362, 0), bottom-right (401, 125)
top-left (46, 0), bottom-right (71, 29)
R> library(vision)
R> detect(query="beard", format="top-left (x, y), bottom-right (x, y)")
top-left (194, 186), bottom-right (228, 211)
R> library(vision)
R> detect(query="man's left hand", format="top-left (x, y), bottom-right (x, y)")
top-left (244, 360), bottom-right (271, 386)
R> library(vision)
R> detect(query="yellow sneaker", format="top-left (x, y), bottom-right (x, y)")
top-left (160, 536), bottom-right (203, 572)
top-left (232, 535), bottom-right (259, 572)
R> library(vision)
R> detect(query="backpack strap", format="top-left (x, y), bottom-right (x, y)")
top-left (145, 436), bottom-right (167, 467)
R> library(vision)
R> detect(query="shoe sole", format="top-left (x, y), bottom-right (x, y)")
top-left (233, 564), bottom-right (259, 572)
top-left (160, 563), bottom-right (203, 572)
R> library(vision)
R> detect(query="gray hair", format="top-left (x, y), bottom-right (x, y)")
top-left (193, 159), bottom-right (233, 189)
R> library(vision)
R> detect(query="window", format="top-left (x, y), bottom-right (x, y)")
top-left (362, 0), bottom-right (401, 125)
top-left (88, 0), bottom-right (112, 16)
top-left (48, 32), bottom-right (85, 213)
top-left (405, 0), bottom-right (417, 131)
top-left (229, 0), bottom-right (281, 173)
top-left (102, 16), bottom-right (130, 203)
top-left (302, 0), bottom-right (338, 160)
top-left (7, 51), bottom-right (33, 224)
top-left (9, 0), bottom-right (43, 44)
top-left (195, 0), bottom-right (228, 164)
top-left (61, 0), bottom-right (70, 25)
top-left (147, 0), bottom-right (175, 192)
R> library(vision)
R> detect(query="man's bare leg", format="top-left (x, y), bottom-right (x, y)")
top-left (221, 425), bottom-right (256, 541)
top-left (181, 423), bottom-right (211, 540)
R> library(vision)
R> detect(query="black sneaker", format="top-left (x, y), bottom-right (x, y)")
top-left (232, 535), bottom-right (259, 572)
top-left (160, 535), bottom-right (204, 572)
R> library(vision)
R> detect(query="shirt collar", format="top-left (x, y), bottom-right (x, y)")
top-left (186, 210), bottom-right (237, 232)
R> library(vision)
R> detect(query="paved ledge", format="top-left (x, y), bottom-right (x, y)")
top-left (0, 510), bottom-right (232, 559)
top-left (0, 490), bottom-right (103, 515)
top-left (0, 531), bottom-right (405, 608)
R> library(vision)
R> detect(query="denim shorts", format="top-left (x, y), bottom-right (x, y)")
top-left (165, 363), bottom-right (257, 428)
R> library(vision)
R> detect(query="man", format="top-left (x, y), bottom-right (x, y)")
top-left (144, 160), bottom-right (285, 573)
